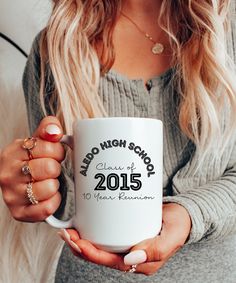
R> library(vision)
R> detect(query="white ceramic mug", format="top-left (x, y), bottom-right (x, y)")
top-left (46, 117), bottom-right (163, 253)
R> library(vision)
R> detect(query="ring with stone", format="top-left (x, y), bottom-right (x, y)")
top-left (21, 162), bottom-right (31, 175)
top-left (22, 137), bottom-right (37, 160)
top-left (21, 162), bottom-right (34, 182)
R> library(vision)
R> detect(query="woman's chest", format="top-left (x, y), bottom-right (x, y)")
top-left (98, 73), bottom-right (191, 193)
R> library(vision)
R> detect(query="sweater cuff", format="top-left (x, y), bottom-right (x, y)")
top-left (163, 195), bottom-right (205, 244)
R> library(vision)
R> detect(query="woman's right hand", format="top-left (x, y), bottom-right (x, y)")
top-left (0, 116), bottom-right (65, 222)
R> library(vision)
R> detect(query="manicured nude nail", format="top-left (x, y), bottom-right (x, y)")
top-left (45, 124), bottom-right (61, 135)
top-left (58, 229), bottom-right (71, 243)
top-left (69, 240), bottom-right (82, 253)
top-left (124, 250), bottom-right (147, 265)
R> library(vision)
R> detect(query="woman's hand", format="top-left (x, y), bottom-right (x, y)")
top-left (59, 203), bottom-right (192, 275)
top-left (0, 116), bottom-right (65, 222)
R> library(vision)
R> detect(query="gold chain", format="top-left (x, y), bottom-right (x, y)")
top-left (120, 12), bottom-right (165, 55)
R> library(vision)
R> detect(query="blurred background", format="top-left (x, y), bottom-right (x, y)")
top-left (0, 0), bottom-right (51, 147)
top-left (0, 2), bottom-right (63, 283)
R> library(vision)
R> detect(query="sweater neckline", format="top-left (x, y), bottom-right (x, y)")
top-left (105, 67), bottom-right (174, 85)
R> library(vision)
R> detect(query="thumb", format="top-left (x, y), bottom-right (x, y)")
top-left (124, 238), bottom-right (156, 265)
top-left (124, 223), bottom-right (178, 265)
top-left (33, 116), bottom-right (63, 142)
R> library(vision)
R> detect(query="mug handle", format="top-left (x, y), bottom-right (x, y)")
top-left (45, 135), bottom-right (74, 229)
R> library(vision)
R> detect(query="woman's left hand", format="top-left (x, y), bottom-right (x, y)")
top-left (58, 203), bottom-right (191, 275)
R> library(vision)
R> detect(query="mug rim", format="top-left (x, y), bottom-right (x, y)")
top-left (73, 117), bottom-right (162, 127)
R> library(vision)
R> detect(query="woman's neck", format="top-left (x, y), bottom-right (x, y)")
top-left (121, 0), bottom-right (162, 19)
top-left (110, 0), bottom-right (172, 83)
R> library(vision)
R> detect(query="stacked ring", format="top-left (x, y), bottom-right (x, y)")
top-left (21, 161), bottom-right (34, 182)
top-left (21, 162), bottom-right (32, 176)
top-left (22, 137), bottom-right (38, 205)
top-left (22, 137), bottom-right (37, 160)
top-left (26, 182), bottom-right (38, 205)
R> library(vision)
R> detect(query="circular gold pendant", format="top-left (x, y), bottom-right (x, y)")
top-left (152, 43), bottom-right (164, 55)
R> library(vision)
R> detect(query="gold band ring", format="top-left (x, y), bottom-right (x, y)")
top-left (22, 137), bottom-right (37, 160)
top-left (26, 182), bottom-right (38, 205)
top-left (125, 265), bottom-right (137, 273)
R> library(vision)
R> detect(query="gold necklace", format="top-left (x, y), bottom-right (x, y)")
top-left (120, 12), bottom-right (165, 55)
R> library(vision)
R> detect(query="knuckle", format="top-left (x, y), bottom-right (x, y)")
top-left (177, 242), bottom-right (184, 250)
top-left (11, 208), bottom-right (24, 221)
top-left (43, 203), bottom-right (55, 217)
top-left (2, 191), bottom-right (15, 206)
top-left (47, 179), bottom-right (60, 195)
top-left (44, 142), bottom-right (54, 157)
top-left (0, 149), bottom-right (8, 163)
top-left (56, 192), bottom-right (62, 206)
top-left (2, 189), bottom-right (15, 206)
top-left (45, 159), bottom-right (61, 177)
top-left (43, 196), bottom-right (60, 217)
top-left (158, 249), bottom-right (167, 261)
top-left (2, 191), bottom-right (10, 204)
top-left (56, 144), bottom-right (66, 161)
top-left (0, 172), bottom-right (11, 186)
top-left (0, 149), bottom-right (18, 186)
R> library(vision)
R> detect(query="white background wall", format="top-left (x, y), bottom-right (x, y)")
top-left (0, 3), bottom-right (63, 283)
top-left (0, 0), bottom-right (51, 53)
top-left (0, 0), bottom-right (52, 147)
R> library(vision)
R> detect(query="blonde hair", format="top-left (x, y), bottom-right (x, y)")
top-left (39, 0), bottom-right (236, 163)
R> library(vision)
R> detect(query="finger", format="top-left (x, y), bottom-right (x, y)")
top-left (134, 247), bottom-right (180, 276)
top-left (67, 228), bottom-right (81, 243)
top-left (134, 260), bottom-right (165, 275)
top-left (12, 179), bottom-right (60, 205)
top-left (20, 158), bottom-right (61, 182)
top-left (124, 237), bottom-right (156, 264)
top-left (15, 139), bottom-right (65, 162)
top-left (64, 229), bottom-right (126, 270)
top-left (58, 229), bottom-right (84, 257)
top-left (11, 192), bottom-right (61, 222)
top-left (125, 224), bottom-right (181, 264)
top-left (33, 116), bottom-right (63, 142)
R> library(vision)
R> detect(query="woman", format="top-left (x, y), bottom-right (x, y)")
top-left (0, 0), bottom-right (236, 282)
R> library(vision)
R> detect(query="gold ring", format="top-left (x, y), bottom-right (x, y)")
top-left (125, 264), bottom-right (137, 273)
top-left (22, 137), bottom-right (37, 160)
top-left (21, 162), bottom-right (34, 181)
top-left (26, 182), bottom-right (38, 205)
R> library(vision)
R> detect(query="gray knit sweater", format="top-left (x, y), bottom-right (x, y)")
top-left (22, 11), bottom-right (236, 283)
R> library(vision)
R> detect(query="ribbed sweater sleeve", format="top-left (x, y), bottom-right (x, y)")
top-left (163, 5), bottom-right (236, 244)
top-left (163, 145), bottom-right (236, 244)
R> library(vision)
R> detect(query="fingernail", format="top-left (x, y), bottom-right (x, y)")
top-left (58, 230), bottom-right (82, 253)
top-left (69, 240), bottom-right (82, 253)
top-left (45, 124), bottom-right (61, 135)
top-left (58, 229), bottom-right (71, 243)
top-left (124, 250), bottom-right (147, 265)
